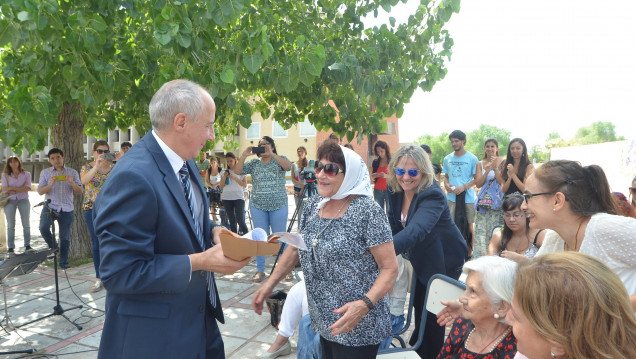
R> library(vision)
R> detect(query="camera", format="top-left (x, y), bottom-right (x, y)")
top-left (251, 146), bottom-right (265, 155)
top-left (103, 152), bottom-right (116, 161)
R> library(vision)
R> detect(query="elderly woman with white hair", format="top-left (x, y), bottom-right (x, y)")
top-left (252, 140), bottom-right (398, 358)
top-left (436, 256), bottom-right (518, 358)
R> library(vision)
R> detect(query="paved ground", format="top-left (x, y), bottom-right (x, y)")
top-left (0, 191), bottom-right (414, 358)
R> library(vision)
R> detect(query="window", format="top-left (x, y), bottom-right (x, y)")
top-left (299, 120), bottom-right (316, 137)
top-left (272, 122), bottom-right (288, 138)
top-left (246, 122), bottom-right (260, 139)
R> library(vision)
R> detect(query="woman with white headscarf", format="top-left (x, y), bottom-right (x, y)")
top-left (252, 140), bottom-right (398, 358)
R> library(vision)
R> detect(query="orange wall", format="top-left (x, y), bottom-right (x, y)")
top-left (315, 114), bottom-right (400, 167)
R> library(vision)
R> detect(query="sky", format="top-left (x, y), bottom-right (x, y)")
top-left (364, 0), bottom-right (636, 148)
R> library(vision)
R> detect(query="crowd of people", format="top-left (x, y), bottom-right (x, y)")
top-left (1, 79), bottom-right (635, 359)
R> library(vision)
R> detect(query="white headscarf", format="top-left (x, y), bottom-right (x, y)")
top-left (316, 145), bottom-right (373, 209)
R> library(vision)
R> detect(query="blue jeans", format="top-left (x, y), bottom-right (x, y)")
top-left (85, 209), bottom-right (100, 278)
top-left (379, 314), bottom-right (406, 349)
top-left (250, 204), bottom-right (288, 272)
top-left (3, 198), bottom-right (31, 248)
top-left (374, 189), bottom-right (391, 217)
top-left (39, 207), bottom-right (74, 267)
top-left (297, 314), bottom-right (322, 359)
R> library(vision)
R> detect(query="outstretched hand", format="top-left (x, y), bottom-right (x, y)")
top-left (436, 299), bottom-right (463, 327)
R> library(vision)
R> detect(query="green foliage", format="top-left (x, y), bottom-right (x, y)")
top-left (415, 124), bottom-right (510, 163)
top-left (1, 0), bottom-right (461, 154)
top-left (571, 121), bottom-right (624, 145)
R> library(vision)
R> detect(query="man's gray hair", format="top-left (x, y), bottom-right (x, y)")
top-left (463, 255), bottom-right (517, 306)
top-left (149, 79), bottom-right (207, 131)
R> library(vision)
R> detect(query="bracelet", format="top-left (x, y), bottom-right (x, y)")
top-left (361, 295), bottom-right (374, 311)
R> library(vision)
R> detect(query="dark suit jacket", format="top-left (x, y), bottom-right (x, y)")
top-left (93, 131), bottom-right (222, 358)
top-left (389, 181), bottom-right (468, 284)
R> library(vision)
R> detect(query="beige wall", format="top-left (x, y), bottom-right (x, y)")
top-left (237, 112), bottom-right (318, 164)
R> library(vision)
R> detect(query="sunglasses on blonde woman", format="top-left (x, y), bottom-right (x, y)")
top-left (395, 168), bottom-right (419, 177)
top-left (316, 162), bottom-right (345, 177)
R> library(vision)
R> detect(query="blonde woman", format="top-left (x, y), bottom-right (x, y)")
top-left (509, 252), bottom-right (636, 359)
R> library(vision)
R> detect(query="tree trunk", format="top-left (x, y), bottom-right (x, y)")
top-left (52, 102), bottom-right (92, 261)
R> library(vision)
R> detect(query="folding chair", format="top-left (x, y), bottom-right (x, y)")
top-left (377, 274), bottom-right (466, 358)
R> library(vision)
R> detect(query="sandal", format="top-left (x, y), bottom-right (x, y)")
top-left (90, 280), bottom-right (103, 293)
top-left (284, 272), bottom-right (294, 281)
top-left (253, 271), bottom-right (266, 283)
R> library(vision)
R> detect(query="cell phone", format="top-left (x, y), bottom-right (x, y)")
top-left (103, 152), bottom-right (116, 161)
top-left (252, 146), bottom-right (265, 155)
top-left (54, 175), bottom-right (66, 181)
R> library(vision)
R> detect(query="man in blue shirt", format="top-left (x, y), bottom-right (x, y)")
top-left (442, 130), bottom-right (478, 249)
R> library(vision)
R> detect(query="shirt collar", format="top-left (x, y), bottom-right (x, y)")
top-left (152, 130), bottom-right (185, 176)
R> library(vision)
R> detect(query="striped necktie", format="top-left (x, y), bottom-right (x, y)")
top-left (179, 162), bottom-right (217, 308)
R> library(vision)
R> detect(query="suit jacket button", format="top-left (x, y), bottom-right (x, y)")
top-left (199, 305), bottom-right (205, 313)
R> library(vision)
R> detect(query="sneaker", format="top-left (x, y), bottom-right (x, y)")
top-left (25, 246), bottom-right (32, 251)
top-left (60, 263), bottom-right (70, 270)
top-left (7, 248), bottom-right (14, 253)
top-left (90, 280), bottom-right (103, 293)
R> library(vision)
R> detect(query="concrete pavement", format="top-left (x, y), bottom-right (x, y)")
top-left (0, 191), bottom-right (412, 358)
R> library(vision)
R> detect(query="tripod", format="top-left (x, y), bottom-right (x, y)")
top-left (17, 206), bottom-right (83, 330)
top-left (0, 248), bottom-right (53, 355)
top-left (270, 180), bottom-right (318, 274)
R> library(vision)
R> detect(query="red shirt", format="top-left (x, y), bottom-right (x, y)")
top-left (374, 164), bottom-right (388, 190)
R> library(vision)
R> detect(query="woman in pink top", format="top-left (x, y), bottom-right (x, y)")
top-left (371, 140), bottom-right (391, 215)
top-left (1, 156), bottom-right (32, 253)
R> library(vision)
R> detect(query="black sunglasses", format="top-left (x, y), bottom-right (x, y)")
top-left (96, 149), bottom-right (110, 154)
top-left (395, 168), bottom-right (419, 177)
top-left (630, 187), bottom-right (636, 193)
top-left (316, 162), bottom-right (345, 177)
top-left (522, 192), bottom-right (554, 203)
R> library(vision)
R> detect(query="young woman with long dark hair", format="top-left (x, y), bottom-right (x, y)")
top-left (501, 138), bottom-right (534, 195)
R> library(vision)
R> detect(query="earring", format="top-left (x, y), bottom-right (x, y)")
top-left (553, 208), bottom-right (556, 212)
top-left (494, 313), bottom-right (500, 319)
top-left (550, 352), bottom-right (556, 358)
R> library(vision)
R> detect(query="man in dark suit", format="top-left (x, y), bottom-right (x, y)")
top-left (93, 79), bottom-right (250, 358)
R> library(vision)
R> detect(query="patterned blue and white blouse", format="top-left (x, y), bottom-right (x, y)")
top-left (242, 156), bottom-right (289, 211)
top-left (298, 194), bottom-right (393, 346)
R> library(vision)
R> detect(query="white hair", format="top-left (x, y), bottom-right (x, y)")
top-left (149, 79), bottom-right (208, 131)
top-left (463, 255), bottom-right (517, 306)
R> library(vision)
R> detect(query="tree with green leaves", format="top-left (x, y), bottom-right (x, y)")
top-left (1, 0), bottom-right (461, 259)
top-left (415, 124), bottom-right (510, 164)
top-left (572, 121), bottom-right (624, 145)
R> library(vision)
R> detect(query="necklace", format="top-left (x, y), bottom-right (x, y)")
top-left (466, 326), bottom-right (511, 354)
top-left (565, 219), bottom-right (584, 251)
top-left (509, 233), bottom-right (531, 254)
top-left (311, 196), bottom-right (354, 248)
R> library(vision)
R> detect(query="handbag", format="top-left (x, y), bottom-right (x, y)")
top-left (0, 194), bottom-right (10, 208)
top-left (265, 290), bottom-right (287, 329)
top-left (477, 180), bottom-right (495, 209)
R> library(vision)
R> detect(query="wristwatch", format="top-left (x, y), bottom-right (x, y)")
top-left (361, 295), bottom-right (374, 311)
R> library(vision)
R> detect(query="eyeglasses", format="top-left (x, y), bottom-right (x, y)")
top-left (522, 192), bottom-right (554, 203)
top-left (96, 149), bottom-right (110, 154)
top-left (258, 142), bottom-right (271, 146)
top-left (395, 168), bottom-right (419, 177)
top-left (503, 212), bottom-right (526, 220)
top-left (630, 187), bottom-right (636, 193)
top-left (315, 162), bottom-right (345, 177)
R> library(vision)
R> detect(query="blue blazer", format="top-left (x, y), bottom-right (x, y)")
top-left (389, 181), bottom-right (468, 284)
top-left (93, 131), bottom-right (222, 358)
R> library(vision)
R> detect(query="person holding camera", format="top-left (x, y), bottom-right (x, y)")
top-left (38, 148), bottom-right (83, 269)
top-left (220, 152), bottom-right (249, 235)
top-left (80, 140), bottom-right (115, 292)
top-left (235, 136), bottom-right (291, 282)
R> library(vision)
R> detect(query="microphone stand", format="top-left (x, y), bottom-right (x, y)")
top-left (17, 204), bottom-right (83, 330)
